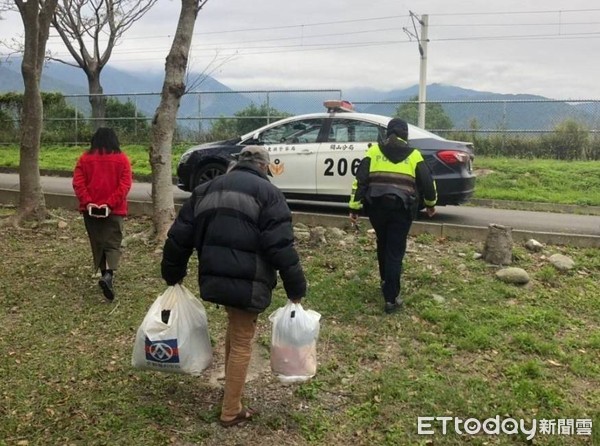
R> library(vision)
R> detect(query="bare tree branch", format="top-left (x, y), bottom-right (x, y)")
top-left (196, 0), bottom-right (208, 14)
top-left (186, 50), bottom-right (237, 93)
top-left (51, 0), bottom-right (159, 128)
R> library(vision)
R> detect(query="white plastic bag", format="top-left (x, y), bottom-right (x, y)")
top-left (131, 284), bottom-right (212, 375)
top-left (269, 301), bottom-right (321, 383)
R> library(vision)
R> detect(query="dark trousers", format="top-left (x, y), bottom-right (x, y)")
top-left (83, 214), bottom-right (124, 272)
top-left (367, 206), bottom-right (413, 303)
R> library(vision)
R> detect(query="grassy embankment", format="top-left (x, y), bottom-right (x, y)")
top-left (0, 207), bottom-right (598, 445)
top-left (0, 145), bottom-right (599, 206)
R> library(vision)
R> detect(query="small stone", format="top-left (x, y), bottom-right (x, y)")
top-left (326, 227), bottom-right (346, 238)
top-left (548, 254), bottom-right (575, 271)
top-left (525, 239), bottom-right (544, 252)
top-left (57, 220), bottom-right (68, 229)
top-left (344, 270), bottom-right (358, 280)
top-left (496, 267), bottom-right (530, 285)
top-left (294, 231), bottom-right (310, 242)
top-left (432, 294), bottom-right (446, 304)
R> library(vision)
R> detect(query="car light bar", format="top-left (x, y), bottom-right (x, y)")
top-left (437, 150), bottom-right (470, 164)
top-left (324, 100), bottom-right (354, 113)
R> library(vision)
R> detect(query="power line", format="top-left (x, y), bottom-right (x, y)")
top-left (46, 7), bottom-right (599, 42)
top-left (34, 7), bottom-right (600, 61)
top-left (41, 28), bottom-right (600, 64)
top-left (104, 14), bottom-right (411, 41)
top-left (431, 21), bottom-right (600, 27)
top-left (433, 8), bottom-right (600, 16)
top-left (434, 31), bottom-right (600, 42)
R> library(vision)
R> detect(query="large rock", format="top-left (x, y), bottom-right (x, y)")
top-left (482, 224), bottom-right (513, 265)
top-left (495, 267), bottom-right (530, 285)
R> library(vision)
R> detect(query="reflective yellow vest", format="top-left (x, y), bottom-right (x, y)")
top-left (349, 144), bottom-right (436, 211)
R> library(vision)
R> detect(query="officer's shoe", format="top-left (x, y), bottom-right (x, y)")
top-left (384, 302), bottom-right (399, 314)
top-left (98, 272), bottom-right (115, 302)
top-left (384, 297), bottom-right (404, 314)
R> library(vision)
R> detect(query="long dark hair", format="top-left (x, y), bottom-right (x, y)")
top-left (90, 127), bottom-right (121, 154)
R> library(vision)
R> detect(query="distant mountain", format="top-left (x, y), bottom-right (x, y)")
top-left (0, 60), bottom-right (593, 131)
top-left (0, 60), bottom-right (89, 94)
top-left (353, 83), bottom-right (594, 131)
top-left (0, 58), bottom-right (251, 123)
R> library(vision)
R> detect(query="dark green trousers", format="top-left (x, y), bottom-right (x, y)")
top-left (83, 214), bottom-right (124, 272)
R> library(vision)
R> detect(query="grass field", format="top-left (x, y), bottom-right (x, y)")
top-left (1, 145), bottom-right (599, 206)
top-left (0, 207), bottom-right (598, 445)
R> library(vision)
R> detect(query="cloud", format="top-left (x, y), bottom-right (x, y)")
top-left (1, 1), bottom-right (600, 99)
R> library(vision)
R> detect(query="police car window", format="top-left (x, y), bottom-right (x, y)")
top-left (259, 119), bottom-right (322, 144)
top-left (328, 119), bottom-right (382, 143)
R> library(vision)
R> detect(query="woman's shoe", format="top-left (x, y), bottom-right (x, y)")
top-left (98, 272), bottom-right (115, 302)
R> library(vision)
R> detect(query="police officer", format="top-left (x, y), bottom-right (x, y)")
top-left (349, 118), bottom-right (437, 314)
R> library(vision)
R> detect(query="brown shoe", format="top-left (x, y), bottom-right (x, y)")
top-left (219, 407), bottom-right (259, 428)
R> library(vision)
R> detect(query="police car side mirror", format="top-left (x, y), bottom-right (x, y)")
top-left (245, 132), bottom-right (261, 145)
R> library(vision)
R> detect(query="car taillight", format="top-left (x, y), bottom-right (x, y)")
top-left (437, 150), bottom-right (470, 164)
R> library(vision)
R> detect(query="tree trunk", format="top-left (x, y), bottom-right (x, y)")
top-left (13, 0), bottom-right (59, 224)
top-left (87, 70), bottom-right (106, 130)
top-left (482, 224), bottom-right (513, 265)
top-left (150, 0), bottom-right (200, 244)
top-left (18, 64), bottom-right (47, 222)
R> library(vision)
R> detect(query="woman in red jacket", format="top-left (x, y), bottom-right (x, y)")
top-left (73, 128), bottom-right (133, 302)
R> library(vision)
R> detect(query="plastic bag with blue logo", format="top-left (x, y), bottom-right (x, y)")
top-left (132, 284), bottom-right (212, 375)
top-left (269, 301), bottom-right (321, 384)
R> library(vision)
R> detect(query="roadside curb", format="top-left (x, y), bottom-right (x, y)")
top-left (291, 212), bottom-right (600, 249)
top-left (1, 188), bottom-right (598, 248)
top-left (468, 198), bottom-right (600, 216)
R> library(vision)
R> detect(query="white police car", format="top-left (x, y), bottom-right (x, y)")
top-left (177, 101), bottom-right (475, 206)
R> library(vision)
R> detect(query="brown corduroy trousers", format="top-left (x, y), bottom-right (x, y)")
top-left (220, 306), bottom-right (258, 422)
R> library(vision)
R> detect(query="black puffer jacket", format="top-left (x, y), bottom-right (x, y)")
top-left (161, 161), bottom-right (306, 313)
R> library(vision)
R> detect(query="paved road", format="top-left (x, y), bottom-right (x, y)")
top-left (1, 172), bottom-right (599, 236)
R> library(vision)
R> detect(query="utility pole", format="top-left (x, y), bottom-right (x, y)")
top-left (418, 14), bottom-right (429, 129)
top-left (405, 12), bottom-right (429, 128)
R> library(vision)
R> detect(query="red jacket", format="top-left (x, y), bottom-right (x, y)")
top-left (72, 151), bottom-right (133, 216)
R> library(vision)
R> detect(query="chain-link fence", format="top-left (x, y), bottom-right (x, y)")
top-left (1, 91), bottom-right (600, 158)
top-left (0, 89), bottom-right (343, 146)
top-left (353, 99), bottom-right (600, 159)
top-left (352, 99), bottom-right (600, 135)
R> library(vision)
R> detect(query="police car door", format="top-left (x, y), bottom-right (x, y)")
top-left (259, 118), bottom-right (322, 195)
top-left (316, 118), bottom-right (385, 198)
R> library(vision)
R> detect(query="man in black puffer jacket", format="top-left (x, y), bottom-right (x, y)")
top-left (161, 146), bottom-right (306, 427)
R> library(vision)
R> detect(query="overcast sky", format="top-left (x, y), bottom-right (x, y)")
top-left (1, 0), bottom-right (600, 99)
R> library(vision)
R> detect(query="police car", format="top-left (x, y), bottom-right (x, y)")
top-left (176, 100), bottom-right (475, 206)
